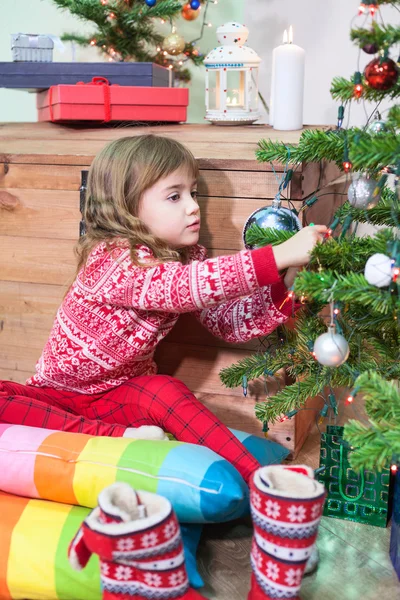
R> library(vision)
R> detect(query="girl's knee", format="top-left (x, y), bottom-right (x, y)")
top-left (143, 374), bottom-right (192, 394)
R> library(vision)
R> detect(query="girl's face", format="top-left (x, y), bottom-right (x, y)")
top-left (138, 167), bottom-right (200, 249)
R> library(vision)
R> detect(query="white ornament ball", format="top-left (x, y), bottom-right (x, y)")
top-left (347, 176), bottom-right (380, 209)
top-left (364, 253), bottom-right (393, 287)
top-left (313, 326), bottom-right (350, 367)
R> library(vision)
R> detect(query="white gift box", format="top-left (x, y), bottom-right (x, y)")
top-left (11, 34), bottom-right (54, 62)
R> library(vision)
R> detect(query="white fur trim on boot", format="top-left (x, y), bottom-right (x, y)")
top-left (123, 425), bottom-right (169, 441)
top-left (91, 483), bottom-right (172, 535)
top-left (257, 464), bottom-right (325, 499)
top-left (98, 482), bottom-right (147, 522)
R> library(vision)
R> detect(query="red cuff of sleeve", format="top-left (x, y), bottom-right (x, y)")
top-left (250, 245), bottom-right (281, 287)
top-left (270, 280), bottom-right (301, 317)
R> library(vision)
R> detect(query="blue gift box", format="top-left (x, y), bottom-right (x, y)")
top-left (390, 471), bottom-right (400, 579)
top-left (0, 61), bottom-right (171, 91)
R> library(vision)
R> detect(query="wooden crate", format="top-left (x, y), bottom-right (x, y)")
top-left (0, 123), bottom-right (342, 457)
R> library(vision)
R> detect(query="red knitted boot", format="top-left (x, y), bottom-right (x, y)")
top-left (248, 465), bottom-right (326, 600)
top-left (68, 482), bottom-right (206, 600)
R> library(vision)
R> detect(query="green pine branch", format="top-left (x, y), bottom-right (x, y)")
top-left (345, 419), bottom-right (400, 471)
top-left (254, 375), bottom-right (325, 424)
top-left (245, 221), bottom-right (397, 273)
top-left (350, 22), bottom-right (400, 50)
top-left (309, 228), bottom-right (396, 269)
top-left (50, 0), bottom-right (200, 81)
top-left (256, 129), bottom-right (345, 167)
top-left (349, 131), bottom-right (400, 171)
top-left (344, 371), bottom-right (400, 471)
top-left (356, 371), bottom-right (400, 422)
top-left (387, 105), bottom-right (400, 129)
top-left (294, 270), bottom-right (399, 315)
top-left (219, 348), bottom-right (290, 389)
top-left (245, 225), bottom-right (295, 248)
top-left (335, 188), bottom-right (400, 228)
top-left (258, 127), bottom-right (400, 174)
top-left (331, 76), bottom-right (400, 103)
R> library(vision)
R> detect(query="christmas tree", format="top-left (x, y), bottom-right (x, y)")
top-left (50, 0), bottom-right (210, 81)
top-left (220, 0), bottom-right (400, 472)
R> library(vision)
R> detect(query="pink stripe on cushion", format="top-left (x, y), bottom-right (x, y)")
top-left (0, 424), bottom-right (14, 437)
top-left (0, 426), bottom-right (52, 498)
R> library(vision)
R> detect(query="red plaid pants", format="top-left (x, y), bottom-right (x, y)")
top-left (0, 376), bottom-right (259, 483)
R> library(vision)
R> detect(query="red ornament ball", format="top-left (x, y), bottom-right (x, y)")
top-left (181, 2), bottom-right (200, 20)
top-left (364, 57), bottom-right (399, 90)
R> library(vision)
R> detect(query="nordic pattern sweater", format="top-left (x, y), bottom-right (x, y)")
top-left (27, 240), bottom-right (293, 394)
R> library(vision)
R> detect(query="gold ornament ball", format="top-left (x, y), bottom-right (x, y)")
top-left (163, 32), bottom-right (186, 55)
top-left (182, 2), bottom-right (200, 20)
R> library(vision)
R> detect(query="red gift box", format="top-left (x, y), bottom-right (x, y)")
top-left (36, 77), bottom-right (189, 123)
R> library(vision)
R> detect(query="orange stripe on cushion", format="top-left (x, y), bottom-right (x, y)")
top-left (0, 491), bottom-right (30, 600)
top-left (34, 431), bottom-right (90, 505)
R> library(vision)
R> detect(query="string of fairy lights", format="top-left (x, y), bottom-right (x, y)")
top-left (91, 0), bottom-right (219, 74)
top-left (153, 0), bottom-right (220, 74)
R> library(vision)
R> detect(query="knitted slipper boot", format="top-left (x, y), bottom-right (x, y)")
top-left (274, 467), bottom-right (320, 576)
top-left (248, 465), bottom-right (326, 600)
top-left (69, 482), bottom-right (206, 600)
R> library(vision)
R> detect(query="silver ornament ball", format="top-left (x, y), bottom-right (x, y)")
top-left (366, 119), bottom-right (387, 134)
top-left (243, 204), bottom-right (302, 249)
top-left (364, 253), bottom-right (393, 288)
top-left (313, 326), bottom-right (350, 367)
top-left (347, 176), bottom-right (380, 209)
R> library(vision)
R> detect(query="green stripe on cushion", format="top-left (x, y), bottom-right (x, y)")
top-left (56, 505), bottom-right (101, 600)
top-left (116, 439), bottom-right (179, 493)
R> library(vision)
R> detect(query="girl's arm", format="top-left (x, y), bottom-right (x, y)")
top-left (189, 245), bottom-right (296, 343)
top-left (193, 282), bottom-right (295, 343)
top-left (92, 242), bottom-right (281, 313)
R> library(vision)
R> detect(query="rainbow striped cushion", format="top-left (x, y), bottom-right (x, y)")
top-left (0, 424), bottom-right (288, 524)
top-left (0, 424), bottom-right (249, 524)
top-left (0, 491), bottom-right (203, 600)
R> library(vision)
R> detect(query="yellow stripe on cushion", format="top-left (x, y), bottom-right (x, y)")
top-left (35, 431), bottom-right (90, 505)
top-left (73, 436), bottom-right (132, 508)
top-left (7, 499), bottom-right (71, 600)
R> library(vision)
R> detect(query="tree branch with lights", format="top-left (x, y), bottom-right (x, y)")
top-left (220, 0), bottom-right (400, 472)
top-left (50, 0), bottom-right (217, 82)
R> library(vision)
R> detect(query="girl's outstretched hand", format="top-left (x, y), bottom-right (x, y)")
top-left (273, 225), bottom-right (328, 270)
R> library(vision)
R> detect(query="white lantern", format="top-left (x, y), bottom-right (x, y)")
top-left (204, 22), bottom-right (261, 125)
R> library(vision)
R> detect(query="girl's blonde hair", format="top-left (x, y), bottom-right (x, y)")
top-left (76, 134), bottom-right (199, 272)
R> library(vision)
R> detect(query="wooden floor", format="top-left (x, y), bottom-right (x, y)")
top-left (196, 425), bottom-right (400, 599)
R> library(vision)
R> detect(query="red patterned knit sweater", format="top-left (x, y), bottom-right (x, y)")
top-left (27, 241), bottom-right (293, 394)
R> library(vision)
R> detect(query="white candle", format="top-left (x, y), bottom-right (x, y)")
top-left (269, 47), bottom-right (277, 126)
top-left (271, 26), bottom-right (305, 131)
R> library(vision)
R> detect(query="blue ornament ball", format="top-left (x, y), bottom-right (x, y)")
top-left (190, 0), bottom-right (201, 9)
top-left (145, 0), bottom-right (157, 6)
top-left (243, 205), bottom-right (302, 249)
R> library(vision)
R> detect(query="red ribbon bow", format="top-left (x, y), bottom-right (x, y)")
top-left (49, 76), bottom-right (113, 123)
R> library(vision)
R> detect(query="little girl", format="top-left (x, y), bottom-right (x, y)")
top-left (0, 135), bottom-right (326, 484)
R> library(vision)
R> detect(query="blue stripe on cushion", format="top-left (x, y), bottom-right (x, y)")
top-left (157, 444), bottom-right (246, 523)
top-left (199, 459), bottom-right (249, 523)
top-left (229, 428), bottom-right (289, 466)
top-left (180, 524), bottom-right (204, 589)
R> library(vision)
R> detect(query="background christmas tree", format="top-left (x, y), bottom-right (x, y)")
top-left (49, 0), bottom-right (213, 81)
top-left (220, 0), bottom-right (400, 473)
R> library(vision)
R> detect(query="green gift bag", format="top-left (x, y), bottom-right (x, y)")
top-left (317, 425), bottom-right (391, 527)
